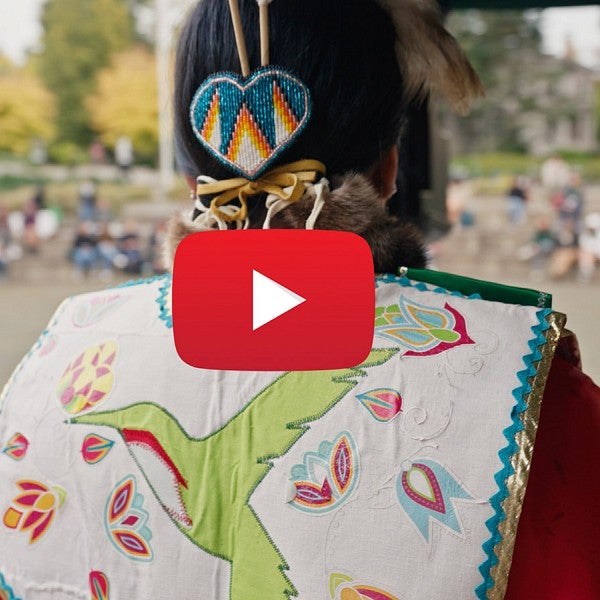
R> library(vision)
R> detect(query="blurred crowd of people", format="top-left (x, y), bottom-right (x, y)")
top-left (446, 155), bottom-right (600, 283)
top-left (526, 156), bottom-right (600, 282)
top-left (0, 180), bottom-right (168, 283)
top-left (70, 180), bottom-right (167, 280)
top-left (0, 186), bottom-right (52, 278)
top-left (3, 153), bottom-right (599, 284)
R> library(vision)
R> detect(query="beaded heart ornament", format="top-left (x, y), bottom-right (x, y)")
top-left (190, 68), bottom-right (311, 180)
top-left (189, 0), bottom-right (313, 180)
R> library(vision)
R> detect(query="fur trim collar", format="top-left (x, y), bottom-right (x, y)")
top-left (164, 173), bottom-right (426, 274)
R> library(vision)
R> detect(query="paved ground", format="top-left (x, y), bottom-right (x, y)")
top-left (1, 188), bottom-right (599, 386)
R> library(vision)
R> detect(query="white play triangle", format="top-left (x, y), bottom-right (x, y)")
top-left (252, 270), bottom-right (306, 331)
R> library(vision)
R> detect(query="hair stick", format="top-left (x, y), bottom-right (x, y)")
top-left (258, 1), bottom-right (270, 66)
top-left (228, 0), bottom-right (251, 76)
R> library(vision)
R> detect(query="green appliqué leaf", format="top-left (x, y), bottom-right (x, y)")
top-left (429, 328), bottom-right (460, 342)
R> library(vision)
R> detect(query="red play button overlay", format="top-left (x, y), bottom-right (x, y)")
top-left (172, 230), bottom-right (374, 371)
top-left (252, 270), bottom-right (306, 330)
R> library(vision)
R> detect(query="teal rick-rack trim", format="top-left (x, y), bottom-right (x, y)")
top-left (113, 273), bottom-right (173, 328)
top-left (379, 273), bottom-right (555, 597)
top-left (114, 273), bottom-right (166, 289)
top-left (0, 571), bottom-right (22, 600)
top-left (474, 308), bottom-right (552, 598)
top-left (376, 272), bottom-right (482, 300)
top-left (156, 273), bottom-right (173, 328)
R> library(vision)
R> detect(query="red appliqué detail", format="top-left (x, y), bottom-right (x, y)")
top-left (14, 493), bottom-right (38, 508)
top-left (17, 481), bottom-right (47, 492)
top-left (402, 463), bottom-right (446, 513)
top-left (2, 433), bottom-right (29, 460)
top-left (404, 303), bottom-right (474, 358)
top-left (89, 571), bottom-right (109, 600)
top-left (122, 429), bottom-right (188, 489)
top-left (355, 588), bottom-right (397, 600)
top-left (333, 438), bottom-right (352, 493)
top-left (122, 515), bottom-right (139, 527)
top-left (109, 479), bottom-right (133, 523)
top-left (294, 479), bottom-right (333, 506)
top-left (31, 512), bottom-right (53, 542)
top-left (113, 530), bottom-right (151, 557)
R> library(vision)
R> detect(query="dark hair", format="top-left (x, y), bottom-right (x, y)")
top-left (174, 0), bottom-right (405, 180)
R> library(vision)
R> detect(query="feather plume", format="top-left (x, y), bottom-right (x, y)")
top-left (375, 0), bottom-right (484, 114)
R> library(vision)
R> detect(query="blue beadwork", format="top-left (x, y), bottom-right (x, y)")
top-left (189, 67), bottom-right (312, 180)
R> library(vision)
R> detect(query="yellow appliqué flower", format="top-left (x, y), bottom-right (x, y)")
top-left (56, 341), bottom-right (118, 415)
top-left (3, 480), bottom-right (66, 543)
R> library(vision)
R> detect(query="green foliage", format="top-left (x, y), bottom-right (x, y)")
top-left (47, 142), bottom-right (89, 166)
top-left (38, 0), bottom-right (134, 146)
top-left (0, 179), bottom-right (157, 213)
top-left (448, 10), bottom-right (542, 88)
top-left (0, 60), bottom-right (56, 156)
top-left (446, 10), bottom-right (550, 153)
top-left (87, 46), bottom-right (159, 163)
top-left (0, 175), bottom-right (45, 192)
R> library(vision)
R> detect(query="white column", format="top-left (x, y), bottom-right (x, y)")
top-left (155, 0), bottom-right (175, 195)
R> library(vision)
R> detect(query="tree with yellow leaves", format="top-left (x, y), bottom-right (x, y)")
top-left (39, 0), bottom-right (134, 146)
top-left (87, 46), bottom-right (159, 163)
top-left (0, 57), bottom-right (56, 157)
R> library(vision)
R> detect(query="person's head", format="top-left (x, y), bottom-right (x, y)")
top-left (177, 0), bottom-right (480, 182)
top-left (172, 0), bottom-right (482, 271)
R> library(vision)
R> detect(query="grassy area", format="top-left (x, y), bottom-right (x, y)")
top-left (0, 177), bottom-right (188, 216)
top-left (451, 152), bottom-right (600, 196)
top-left (452, 152), bottom-right (600, 184)
top-left (0, 174), bottom-right (46, 191)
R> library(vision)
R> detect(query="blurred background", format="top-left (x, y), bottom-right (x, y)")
top-left (0, 0), bottom-right (599, 383)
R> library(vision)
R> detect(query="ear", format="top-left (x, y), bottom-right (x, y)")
top-left (369, 146), bottom-right (399, 201)
top-left (185, 174), bottom-right (197, 192)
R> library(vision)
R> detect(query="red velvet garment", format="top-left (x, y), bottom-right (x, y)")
top-left (506, 346), bottom-right (600, 598)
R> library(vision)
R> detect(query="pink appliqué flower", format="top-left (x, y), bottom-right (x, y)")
top-left (2, 433), bottom-right (29, 461)
top-left (82, 434), bottom-right (115, 465)
top-left (356, 389), bottom-right (402, 423)
top-left (3, 480), bottom-right (66, 543)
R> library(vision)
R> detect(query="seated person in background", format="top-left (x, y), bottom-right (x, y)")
top-left (70, 220), bottom-right (98, 277)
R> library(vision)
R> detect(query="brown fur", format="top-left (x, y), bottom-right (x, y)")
top-left (164, 174), bottom-right (426, 274)
top-left (163, 210), bottom-right (204, 269)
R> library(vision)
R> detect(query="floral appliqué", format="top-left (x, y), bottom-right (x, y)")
top-left (396, 459), bottom-right (473, 543)
top-left (329, 573), bottom-right (400, 600)
top-left (375, 297), bottom-right (473, 356)
top-left (72, 294), bottom-right (128, 327)
top-left (56, 341), bottom-right (118, 415)
top-left (2, 433), bottom-right (29, 461)
top-left (3, 480), bottom-right (66, 543)
top-left (290, 432), bottom-right (359, 514)
top-left (356, 389), bottom-right (402, 423)
top-left (105, 475), bottom-right (154, 561)
top-left (82, 434), bottom-right (115, 465)
top-left (89, 571), bottom-right (109, 600)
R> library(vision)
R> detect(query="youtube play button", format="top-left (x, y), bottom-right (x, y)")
top-left (252, 270), bottom-right (306, 331)
top-left (172, 230), bottom-right (375, 371)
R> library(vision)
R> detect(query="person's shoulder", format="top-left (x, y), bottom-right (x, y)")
top-left (50, 273), bottom-right (173, 333)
